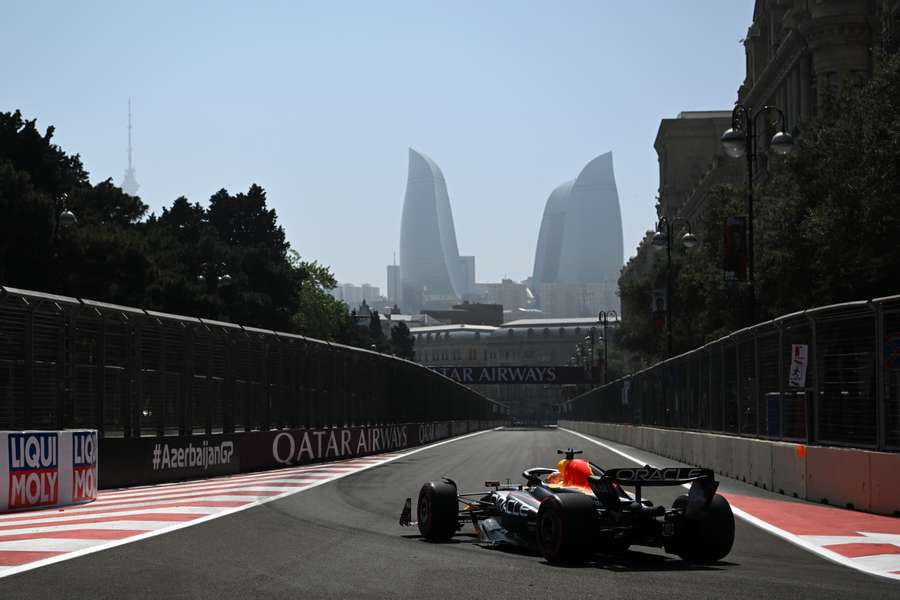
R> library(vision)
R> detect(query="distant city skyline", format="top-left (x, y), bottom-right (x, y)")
top-left (1, 2), bottom-right (752, 290)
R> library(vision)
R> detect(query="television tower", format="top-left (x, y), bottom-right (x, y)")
top-left (121, 98), bottom-right (140, 195)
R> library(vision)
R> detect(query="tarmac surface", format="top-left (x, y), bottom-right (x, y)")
top-left (0, 426), bottom-right (897, 599)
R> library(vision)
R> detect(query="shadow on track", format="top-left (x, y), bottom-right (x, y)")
top-left (495, 426), bottom-right (559, 432)
top-left (402, 532), bottom-right (736, 573)
top-left (541, 549), bottom-right (737, 573)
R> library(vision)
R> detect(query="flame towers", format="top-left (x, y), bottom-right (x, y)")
top-left (394, 148), bottom-right (622, 317)
top-left (532, 152), bottom-right (623, 316)
top-left (399, 149), bottom-right (473, 312)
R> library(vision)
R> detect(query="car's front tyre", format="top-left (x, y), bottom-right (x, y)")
top-left (417, 481), bottom-right (458, 542)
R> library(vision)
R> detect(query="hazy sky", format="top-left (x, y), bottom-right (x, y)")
top-left (3, 1), bottom-right (752, 290)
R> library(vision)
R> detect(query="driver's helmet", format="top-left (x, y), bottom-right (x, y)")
top-left (549, 458), bottom-right (592, 489)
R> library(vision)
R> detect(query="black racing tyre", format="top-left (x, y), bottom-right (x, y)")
top-left (417, 481), bottom-right (458, 542)
top-left (536, 493), bottom-right (598, 563)
top-left (671, 493), bottom-right (735, 563)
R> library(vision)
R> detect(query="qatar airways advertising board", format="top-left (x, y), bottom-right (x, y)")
top-left (0, 430), bottom-right (98, 512)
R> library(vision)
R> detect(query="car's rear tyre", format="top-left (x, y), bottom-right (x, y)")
top-left (671, 493), bottom-right (735, 563)
top-left (536, 493), bottom-right (597, 563)
top-left (417, 481), bottom-right (458, 542)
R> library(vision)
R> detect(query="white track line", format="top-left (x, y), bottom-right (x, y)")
top-left (0, 427), bottom-right (499, 580)
top-left (560, 427), bottom-right (900, 582)
top-left (92, 469), bottom-right (355, 501)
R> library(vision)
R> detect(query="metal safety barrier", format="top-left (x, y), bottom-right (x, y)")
top-left (0, 286), bottom-right (506, 437)
top-left (562, 295), bottom-right (900, 451)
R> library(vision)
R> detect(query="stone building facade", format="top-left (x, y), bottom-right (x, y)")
top-left (740, 0), bottom-right (892, 133)
top-left (657, 1), bottom-right (900, 226)
top-left (655, 111), bottom-right (739, 222)
top-left (620, 1), bottom-right (899, 365)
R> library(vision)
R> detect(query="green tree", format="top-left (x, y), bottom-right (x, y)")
top-left (290, 255), bottom-right (355, 342)
top-left (368, 310), bottom-right (385, 348)
top-left (390, 321), bottom-right (416, 360)
top-left (617, 51), bottom-right (900, 365)
top-left (140, 186), bottom-right (304, 330)
top-left (0, 108), bottom-right (393, 346)
top-left (755, 52), bottom-right (900, 313)
top-left (0, 110), bottom-right (150, 302)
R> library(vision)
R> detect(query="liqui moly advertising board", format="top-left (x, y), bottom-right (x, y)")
top-left (72, 431), bottom-right (98, 503)
top-left (0, 430), bottom-right (98, 513)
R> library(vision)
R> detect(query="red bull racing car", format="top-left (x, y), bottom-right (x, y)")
top-left (399, 449), bottom-right (735, 563)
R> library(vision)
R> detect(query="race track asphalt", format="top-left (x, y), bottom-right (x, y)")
top-left (0, 427), bottom-right (896, 599)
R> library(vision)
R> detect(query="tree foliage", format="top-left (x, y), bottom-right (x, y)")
top-left (390, 321), bottom-right (416, 360)
top-left (618, 52), bottom-right (900, 364)
top-left (0, 109), bottom-right (358, 344)
top-left (0, 110), bottom-right (150, 302)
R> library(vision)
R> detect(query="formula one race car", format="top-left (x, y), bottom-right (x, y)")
top-left (399, 449), bottom-right (734, 564)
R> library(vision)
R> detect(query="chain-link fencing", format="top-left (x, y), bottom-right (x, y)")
top-left (562, 295), bottom-right (900, 451)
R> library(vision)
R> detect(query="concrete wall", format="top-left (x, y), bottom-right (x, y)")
top-left (559, 420), bottom-right (900, 517)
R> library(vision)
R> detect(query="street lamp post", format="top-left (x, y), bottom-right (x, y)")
top-left (583, 329), bottom-right (597, 382)
top-left (197, 263), bottom-right (233, 319)
top-left (51, 193), bottom-right (78, 294)
top-left (652, 217), bottom-right (698, 357)
top-left (721, 104), bottom-right (794, 325)
top-left (598, 310), bottom-right (618, 384)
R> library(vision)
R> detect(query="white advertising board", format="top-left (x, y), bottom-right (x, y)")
top-left (0, 430), bottom-right (98, 512)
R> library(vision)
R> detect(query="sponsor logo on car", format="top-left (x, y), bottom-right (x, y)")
top-left (8, 432), bottom-right (59, 509)
top-left (609, 467), bottom-right (706, 483)
top-left (496, 495), bottom-right (533, 517)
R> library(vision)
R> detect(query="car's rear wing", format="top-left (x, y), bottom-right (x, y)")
top-left (599, 466), bottom-right (714, 486)
top-left (591, 466), bottom-right (719, 516)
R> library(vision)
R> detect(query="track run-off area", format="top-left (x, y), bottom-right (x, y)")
top-left (0, 427), bottom-right (897, 599)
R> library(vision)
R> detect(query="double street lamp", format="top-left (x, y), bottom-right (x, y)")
top-left (197, 262), bottom-right (232, 288)
top-left (598, 310), bottom-right (618, 384)
top-left (721, 104), bottom-right (794, 324)
top-left (581, 328), bottom-right (598, 383)
top-left (652, 217), bottom-right (698, 357)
